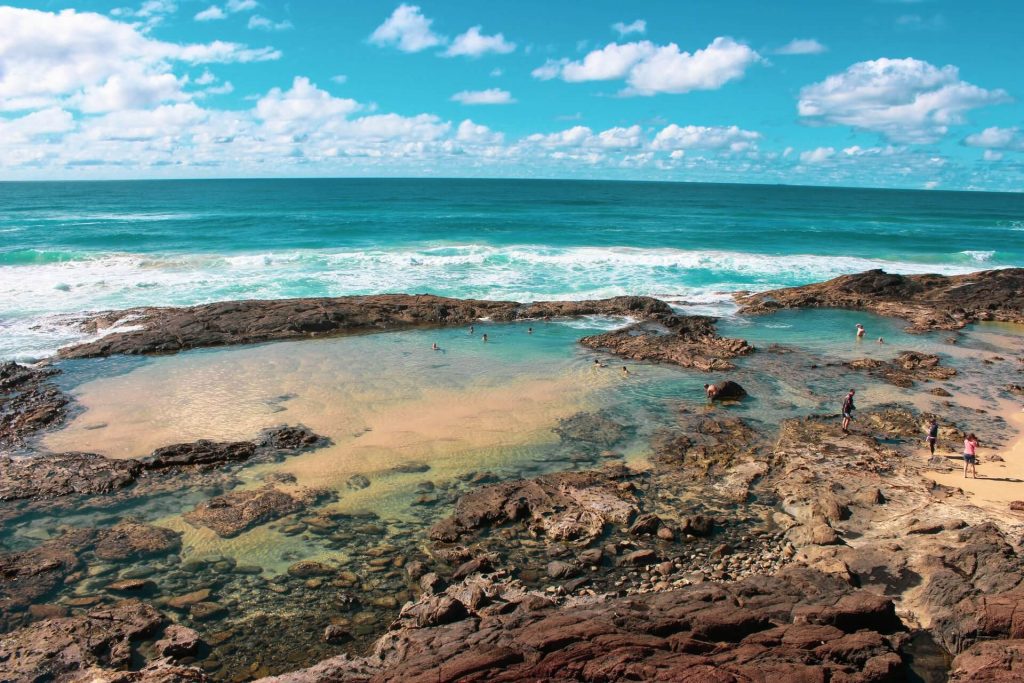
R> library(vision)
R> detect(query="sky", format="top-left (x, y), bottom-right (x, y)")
top-left (0, 0), bottom-right (1022, 190)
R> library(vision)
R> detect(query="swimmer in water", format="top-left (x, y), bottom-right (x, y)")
top-left (469, 325), bottom-right (474, 334)
top-left (432, 342), bottom-right (439, 351)
top-left (621, 366), bottom-right (630, 377)
top-left (856, 324), bottom-right (866, 339)
top-left (877, 337), bottom-right (884, 344)
top-left (482, 333), bottom-right (488, 343)
top-left (593, 359), bottom-right (607, 368)
top-left (528, 327), bottom-right (533, 334)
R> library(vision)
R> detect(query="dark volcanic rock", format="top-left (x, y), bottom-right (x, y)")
top-left (258, 424), bottom-right (330, 452)
top-left (706, 380), bottom-right (747, 401)
top-left (428, 468), bottom-right (638, 544)
top-left (0, 599), bottom-right (163, 680)
top-left (182, 485), bottom-right (330, 538)
top-left (254, 567), bottom-right (905, 683)
top-left (580, 315), bottom-right (753, 371)
top-left (93, 521), bottom-right (182, 562)
top-left (0, 361), bottom-right (70, 448)
top-left (143, 439), bottom-right (257, 470)
top-left (735, 268), bottom-right (1024, 331)
top-left (60, 295), bottom-right (673, 358)
top-left (0, 451), bottom-right (142, 501)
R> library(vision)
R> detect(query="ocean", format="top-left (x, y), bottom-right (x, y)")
top-left (1, 178), bottom-right (1022, 361)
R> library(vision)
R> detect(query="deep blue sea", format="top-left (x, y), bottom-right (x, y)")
top-left (1, 178), bottom-right (1022, 361)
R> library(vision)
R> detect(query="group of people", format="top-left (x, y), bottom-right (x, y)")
top-left (841, 389), bottom-right (983, 478)
top-left (855, 323), bottom-right (884, 345)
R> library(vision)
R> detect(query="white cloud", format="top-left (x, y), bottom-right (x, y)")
top-left (112, 0), bottom-right (178, 30)
top-left (531, 59), bottom-right (568, 81)
top-left (456, 119), bottom-right (504, 144)
top-left (0, 108), bottom-right (76, 143)
top-left (595, 125), bottom-right (643, 148)
top-left (964, 126), bottom-right (1024, 152)
top-left (443, 26), bottom-right (515, 58)
top-left (523, 125), bottom-right (642, 150)
top-left (256, 77), bottom-right (360, 130)
top-left (369, 4), bottom-right (444, 53)
top-left (0, 7), bottom-right (280, 113)
top-left (652, 124), bottom-right (761, 152)
top-left (798, 58), bottom-right (1010, 143)
top-left (248, 15), bottom-right (292, 31)
top-left (612, 19), bottom-right (646, 37)
top-left (226, 0), bottom-right (257, 12)
top-left (800, 146), bottom-right (836, 163)
top-left (562, 42), bottom-right (655, 82)
top-left (490, 68), bottom-right (503, 77)
top-left (983, 149), bottom-right (1003, 161)
top-left (775, 39), bottom-right (826, 55)
top-left (533, 38), bottom-right (762, 96)
top-left (195, 70), bottom-right (217, 86)
top-left (626, 38), bottom-right (762, 95)
top-left (195, 5), bottom-right (226, 21)
top-left (451, 88), bottom-right (514, 105)
top-left (330, 74), bottom-right (348, 85)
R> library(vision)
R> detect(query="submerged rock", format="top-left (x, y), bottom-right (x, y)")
top-left (847, 351), bottom-right (956, 387)
top-left (92, 521), bottom-right (182, 562)
top-left (182, 485), bottom-right (330, 538)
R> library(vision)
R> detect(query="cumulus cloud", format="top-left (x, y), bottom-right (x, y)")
top-left (451, 88), bottom-right (514, 105)
top-left (533, 38), bottom-right (761, 95)
top-left (443, 26), bottom-right (515, 57)
top-left (964, 126), bottom-right (1024, 152)
top-left (652, 124), bottom-right (761, 152)
top-left (774, 39), bottom-right (826, 55)
top-left (612, 19), bottom-right (646, 37)
top-left (256, 77), bottom-right (360, 129)
top-left (369, 4), bottom-right (444, 53)
top-left (112, 0), bottom-right (178, 30)
top-left (248, 15), bottom-right (293, 31)
top-left (0, 7), bottom-right (280, 113)
top-left (523, 125), bottom-right (642, 150)
top-left (226, 0), bottom-right (257, 12)
top-left (798, 58), bottom-right (1010, 143)
top-left (194, 5), bottom-right (226, 21)
top-left (456, 119), bottom-right (504, 145)
top-left (800, 146), bottom-right (836, 163)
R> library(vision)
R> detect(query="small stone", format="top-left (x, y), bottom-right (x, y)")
top-left (656, 526), bottom-right (675, 542)
top-left (323, 625), bottom-right (352, 643)
top-left (167, 589), bottom-right (211, 610)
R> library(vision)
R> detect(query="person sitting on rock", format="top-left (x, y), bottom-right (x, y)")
top-left (925, 418), bottom-right (939, 455)
top-left (841, 389), bottom-right (856, 433)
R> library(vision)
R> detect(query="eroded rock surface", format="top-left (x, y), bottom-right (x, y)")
top-left (256, 568), bottom-right (906, 683)
top-left (0, 451), bottom-right (141, 501)
top-left (735, 268), bottom-right (1024, 331)
top-left (183, 484), bottom-right (332, 538)
top-left (580, 315), bottom-right (753, 371)
top-left (847, 351), bottom-right (957, 388)
top-left (0, 599), bottom-right (163, 681)
top-left (0, 361), bottom-right (69, 448)
top-left (429, 467), bottom-right (639, 544)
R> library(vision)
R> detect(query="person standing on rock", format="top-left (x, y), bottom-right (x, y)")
top-left (925, 418), bottom-right (939, 455)
top-left (841, 389), bottom-right (856, 433)
top-left (963, 433), bottom-right (980, 478)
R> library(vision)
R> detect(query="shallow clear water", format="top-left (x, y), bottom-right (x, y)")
top-left (2, 179), bottom-right (1022, 360)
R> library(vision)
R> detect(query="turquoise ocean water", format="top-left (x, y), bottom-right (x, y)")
top-left (1, 178), bottom-right (1022, 361)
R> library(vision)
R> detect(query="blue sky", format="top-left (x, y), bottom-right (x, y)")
top-left (1, 0), bottom-right (1022, 190)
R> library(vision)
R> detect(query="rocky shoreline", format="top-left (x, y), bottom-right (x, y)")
top-left (735, 267), bottom-right (1024, 332)
top-left (1, 268), bottom-right (1023, 682)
